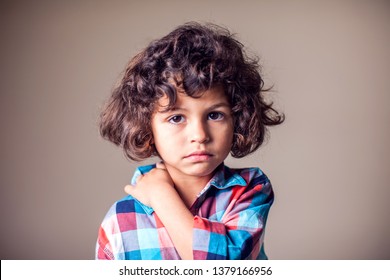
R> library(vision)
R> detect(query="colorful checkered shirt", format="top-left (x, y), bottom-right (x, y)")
top-left (96, 164), bottom-right (274, 260)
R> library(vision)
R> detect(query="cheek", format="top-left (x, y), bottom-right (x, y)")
top-left (152, 126), bottom-right (181, 154)
top-left (213, 124), bottom-right (234, 149)
top-left (226, 125), bottom-right (234, 150)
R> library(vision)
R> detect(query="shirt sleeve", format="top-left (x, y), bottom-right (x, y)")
top-left (96, 225), bottom-right (115, 260)
top-left (192, 171), bottom-right (274, 260)
top-left (95, 202), bottom-right (122, 260)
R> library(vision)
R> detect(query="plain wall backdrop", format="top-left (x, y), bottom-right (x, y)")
top-left (0, 0), bottom-right (389, 259)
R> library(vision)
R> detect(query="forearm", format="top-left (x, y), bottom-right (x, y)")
top-left (151, 187), bottom-right (195, 260)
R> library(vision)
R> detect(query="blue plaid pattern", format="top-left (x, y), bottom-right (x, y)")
top-left (96, 164), bottom-right (274, 260)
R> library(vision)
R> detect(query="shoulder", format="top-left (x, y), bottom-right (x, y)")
top-left (224, 166), bottom-right (273, 202)
top-left (214, 166), bottom-right (274, 219)
top-left (226, 166), bottom-right (270, 187)
top-left (103, 195), bottom-right (155, 222)
top-left (102, 164), bottom-right (157, 221)
top-left (100, 196), bottom-right (137, 223)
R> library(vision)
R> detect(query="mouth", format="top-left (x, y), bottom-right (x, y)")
top-left (184, 151), bottom-right (213, 161)
top-left (186, 151), bottom-right (213, 157)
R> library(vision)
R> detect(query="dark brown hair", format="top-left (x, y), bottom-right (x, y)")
top-left (100, 22), bottom-right (284, 161)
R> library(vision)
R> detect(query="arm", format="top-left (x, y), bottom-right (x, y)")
top-left (96, 225), bottom-right (115, 260)
top-left (95, 201), bottom-right (121, 260)
top-left (151, 187), bottom-right (195, 259)
top-left (124, 163), bottom-right (195, 260)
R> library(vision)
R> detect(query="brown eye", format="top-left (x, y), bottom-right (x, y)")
top-left (208, 112), bottom-right (224, 121)
top-left (168, 115), bottom-right (185, 124)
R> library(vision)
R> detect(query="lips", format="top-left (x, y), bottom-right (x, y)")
top-left (184, 151), bottom-right (213, 161)
top-left (185, 151), bottom-right (212, 157)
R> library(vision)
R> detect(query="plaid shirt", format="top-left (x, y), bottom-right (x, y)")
top-left (96, 164), bottom-right (274, 260)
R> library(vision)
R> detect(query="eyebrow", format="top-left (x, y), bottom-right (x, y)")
top-left (160, 102), bottom-right (231, 113)
top-left (208, 102), bottom-right (231, 111)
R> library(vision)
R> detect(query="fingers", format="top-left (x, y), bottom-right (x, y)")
top-left (125, 162), bottom-right (167, 196)
top-left (126, 173), bottom-right (143, 194)
top-left (124, 184), bottom-right (133, 195)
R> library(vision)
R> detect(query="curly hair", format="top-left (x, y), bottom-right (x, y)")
top-left (99, 22), bottom-right (284, 161)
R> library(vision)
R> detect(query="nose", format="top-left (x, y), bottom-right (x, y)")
top-left (189, 120), bottom-right (210, 144)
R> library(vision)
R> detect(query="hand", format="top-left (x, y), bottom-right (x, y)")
top-left (124, 162), bottom-right (175, 207)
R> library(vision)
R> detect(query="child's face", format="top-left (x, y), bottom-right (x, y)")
top-left (151, 86), bottom-right (233, 181)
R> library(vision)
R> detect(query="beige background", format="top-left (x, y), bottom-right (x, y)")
top-left (1, 0), bottom-right (389, 259)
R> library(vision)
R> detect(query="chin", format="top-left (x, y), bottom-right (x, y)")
top-left (184, 164), bottom-right (219, 177)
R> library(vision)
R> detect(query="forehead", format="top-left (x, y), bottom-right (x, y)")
top-left (156, 85), bottom-right (228, 110)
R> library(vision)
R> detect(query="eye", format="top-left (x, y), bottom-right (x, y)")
top-left (208, 112), bottom-right (224, 121)
top-left (168, 115), bottom-right (185, 124)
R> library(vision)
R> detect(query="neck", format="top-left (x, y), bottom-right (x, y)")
top-left (165, 167), bottom-right (213, 209)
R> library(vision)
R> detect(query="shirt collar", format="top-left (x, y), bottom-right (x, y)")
top-left (197, 164), bottom-right (247, 198)
top-left (132, 163), bottom-right (247, 215)
top-left (130, 164), bottom-right (156, 215)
